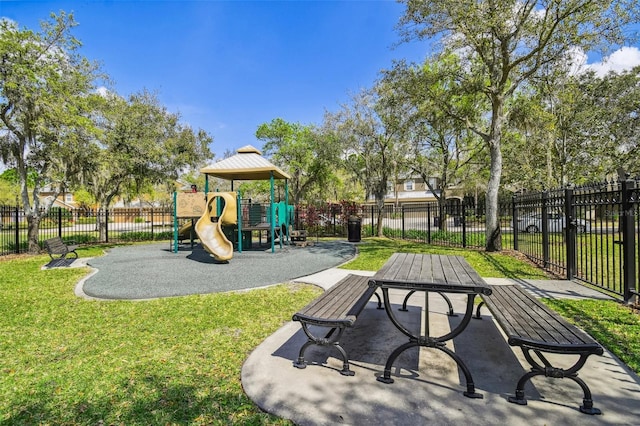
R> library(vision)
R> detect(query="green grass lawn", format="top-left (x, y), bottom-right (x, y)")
top-left (0, 246), bottom-right (318, 425)
top-left (1, 238), bottom-right (638, 424)
top-left (343, 237), bottom-right (548, 279)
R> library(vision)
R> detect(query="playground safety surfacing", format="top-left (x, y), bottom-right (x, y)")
top-left (77, 240), bottom-right (356, 300)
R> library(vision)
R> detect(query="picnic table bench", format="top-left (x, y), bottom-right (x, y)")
top-left (475, 284), bottom-right (604, 415)
top-left (44, 237), bottom-right (79, 261)
top-left (292, 274), bottom-right (382, 376)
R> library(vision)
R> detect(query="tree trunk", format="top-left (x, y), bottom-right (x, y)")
top-left (97, 206), bottom-right (108, 242)
top-left (26, 214), bottom-right (41, 254)
top-left (485, 140), bottom-right (502, 251)
top-left (376, 199), bottom-right (385, 237)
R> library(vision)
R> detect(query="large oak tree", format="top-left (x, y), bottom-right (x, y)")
top-left (87, 90), bottom-right (213, 240)
top-left (399, 0), bottom-right (638, 250)
top-left (0, 12), bottom-right (101, 252)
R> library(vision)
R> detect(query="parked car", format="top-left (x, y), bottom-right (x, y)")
top-left (317, 214), bottom-right (343, 226)
top-left (516, 212), bottom-right (590, 233)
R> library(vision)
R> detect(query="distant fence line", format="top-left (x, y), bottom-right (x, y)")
top-left (298, 179), bottom-right (639, 302)
top-left (0, 206), bottom-right (175, 253)
top-left (2, 178), bottom-right (638, 302)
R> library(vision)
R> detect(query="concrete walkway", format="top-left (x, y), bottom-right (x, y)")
top-left (242, 271), bottom-right (640, 425)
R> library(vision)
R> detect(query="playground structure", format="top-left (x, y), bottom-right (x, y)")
top-left (172, 145), bottom-right (293, 261)
top-left (194, 192), bottom-right (237, 261)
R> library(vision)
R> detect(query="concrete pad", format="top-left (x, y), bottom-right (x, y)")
top-left (41, 257), bottom-right (93, 270)
top-left (242, 274), bottom-right (640, 425)
top-left (293, 268), bottom-right (375, 290)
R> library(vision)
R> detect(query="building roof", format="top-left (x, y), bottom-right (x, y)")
top-left (199, 145), bottom-right (291, 181)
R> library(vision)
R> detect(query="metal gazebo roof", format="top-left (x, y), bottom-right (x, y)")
top-left (199, 145), bottom-right (290, 181)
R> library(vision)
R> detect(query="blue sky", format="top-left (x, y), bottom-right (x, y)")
top-left (1, 0), bottom-right (429, 158)
top-left (2, 1), bottom-right (639, 161)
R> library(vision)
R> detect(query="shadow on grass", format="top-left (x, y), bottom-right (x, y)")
top-left (6, 373), bottom-right (269, 424)
top-left (544, 298), bottom-right (640, 375)
top-left (478, 251), bottom-right (530, 280)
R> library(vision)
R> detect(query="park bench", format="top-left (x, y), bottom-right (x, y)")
top-left (475, 284), bottom-right (604, 415)
top-left (44, 237), bottom-right (79, 261)
top-left (292, 274), bottom-right (382, 376)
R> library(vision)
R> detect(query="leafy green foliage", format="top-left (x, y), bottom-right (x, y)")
top-left (45, 207), bottom-right (73, 222)
top-left (0, 12), bottom-right (101, 252)
top-left (0, 173), bottom-right (19, 205)
top-left (397, 0), bottom-right (638, 250)
top-left (66, 234), bottom-right (98, 244)
top-left (256, 118), bottom-right (341, 204)
top-left (118, 231), bottom-right (174, 241)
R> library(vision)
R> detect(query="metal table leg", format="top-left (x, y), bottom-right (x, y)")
top-left (376, 289), bottom-right (482, 398)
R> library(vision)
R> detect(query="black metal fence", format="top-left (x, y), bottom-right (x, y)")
top-left (3, 179), bottom-right (638, 302)
top-left (293, 201), bottom-right (515, 250)
top-left (512, 180), bottom-right (639, 302)
top-left (0, 206), bottom-right (174, 254)
top-left (295, 180), bottom-right (639, 303)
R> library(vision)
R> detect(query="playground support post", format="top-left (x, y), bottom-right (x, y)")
top-left (270, 172), bottom-right (275, 253)
top-left (284, 179), bottom-right (289, 244)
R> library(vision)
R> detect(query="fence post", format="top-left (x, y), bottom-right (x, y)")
top-left (542, 192), bottom-right (549, 268)
top-left (401, 205), bottom-right (405, 240)
top-left (371, 205), bottom-right (375, 236)
top-left (621, 180), bottom-right (637, 303)
top-left (461, 202), bottom-right (467, 248)
top-left (14, 206), bottom-right (19, 254)
top-left (564, 187), bottom-right (576, 280)
top-left (512, 195), bottom-right (519, 251)
top-left (426, 204), bottom-right (432, 244)
top-left (151, 208), bottom-right (155, 240)
top-left (58, 207), bottom-right (62, 237)
top-left (105, 209), bottom-right (109, 243)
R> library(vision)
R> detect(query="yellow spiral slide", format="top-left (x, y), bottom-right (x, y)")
top-left (194, 192), bottom-right (237, 261)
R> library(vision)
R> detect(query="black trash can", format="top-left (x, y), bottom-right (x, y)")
top-left (433, 216), bottom-right (440, 227)
top-left (347, 217), bottom-right (362, 242)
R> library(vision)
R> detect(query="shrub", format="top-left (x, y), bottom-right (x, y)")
top-left (5, 241), bottom-right (29, 252)
top-left (76, 217), bottom-right (96, 225)
top-left (119, 231), bottom-right (152, 241)
top-left (154, 231), bottom-right (174, 240)
top-left (403, 229), bottom-right (428, 240)
top-left (70, 234), bottom-right (98, 244)
top-left (430, 230), bottom-right (463, 245)
top-left (46, 207), bottom-right (72, 222)
top-left (119, 231), bottom-right (173, 242)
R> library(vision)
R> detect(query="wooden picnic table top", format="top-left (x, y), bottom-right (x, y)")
top-left (369, 253), bottom-right (492, 296)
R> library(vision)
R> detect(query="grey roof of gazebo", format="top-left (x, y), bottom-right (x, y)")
top-left (200, 145), bottom-right (290, 181)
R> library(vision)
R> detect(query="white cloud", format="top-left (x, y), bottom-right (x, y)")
top-left (562, 46), bottom-right (589, 75)
top-left (95, 86), bottom-right (110, 97)
top-left (586, 46), bottom-right (640, 76)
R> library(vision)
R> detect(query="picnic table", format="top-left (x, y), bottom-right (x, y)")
top-left (368, 252), bottom-right (492, 398)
